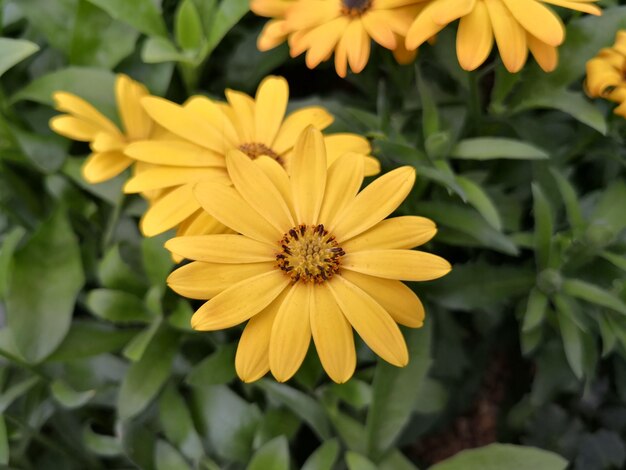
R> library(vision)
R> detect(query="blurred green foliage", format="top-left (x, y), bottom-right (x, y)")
top-left (0, 0), bottom-right (625, 469)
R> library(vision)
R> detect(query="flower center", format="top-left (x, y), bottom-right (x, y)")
top-left (276, 224), bottom-right (344, 283)
top-left (239, 142), bottom-right (283, 164)
top-left (341, 0), bottom-right (372, 16)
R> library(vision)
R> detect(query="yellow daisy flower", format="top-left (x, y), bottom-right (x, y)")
top-left (585, 31), bottom-right (626, 119)
top-left (405, 0), bottom-right (601, 73)
top-left (50, 74), bottom-right (154, 183)
top-left (124, 75), bottom-right (380, 238)
top-left (253, 0), bottom-right (424, 77)
top-left (165, 126), bottom-right (451, 383)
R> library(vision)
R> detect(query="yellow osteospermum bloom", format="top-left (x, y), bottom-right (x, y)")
top-left (124, 75), bottom-right (380, 237)
top-left (585, 31), bottom-right (626, 119)
top-left (405, 0), bottom-right (601, 73)
top-left (263, 0), bottom-right (423, 77)
top-left (165, 127), bottom-right (451, 383)
top-left (50, 74), bottom-right (153, 183)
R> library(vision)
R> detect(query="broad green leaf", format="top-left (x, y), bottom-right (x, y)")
top-left (429, 444), bottom-right (568, 470)
top-left (555, 295), bottom-right (586, 379)
top-left (346, 452), bottom-right (378, 470)
top-left (417, 71), bottom-right (439, 138)
top-left (0, 227), bottom-right (25, 300)
top-left (176, 0), bottom-right (205, 52)
top-left (47, 321), bottom-right (135, 361)
top-left (0, 376), bottom-right (39, 413)
top-left (86, 289), bottom-right (152, 324)
top-left (598, 314), bottom-right (617, 357)
top-left (247, 436), bottom-right (289, 470)
top-left (6, 208), bottom-right (84, 363)
top-left (522, 288), bottom-right (548, 332)
top-left (330, 379), bottom-right (372, 409)
top-left (0, 38), bottom-right (39, 77)
top-left (549, 168), bottom-right (585, 233)
top-left (380, 451), bottom-right (420, 470)
top-left (50, 380), bottom-right (95, 408)
top-left (193, 385), bottom-right (261, 462)
top-left (532, 183), bottom-right (553, 270)
top-left (159, 384), bottom-right (204, 461)
top-left (156, 440), bottom-right (192, 470)
top-left (168, 300), bottom-right (194, 331)
top-left (414, 377), bottom-right (448, 414)
top-left (253, 409), bottom-right (300, 449)
top-left (10, 126), bottom-right (67, 173)
top-left (186, 344), bottom-right (236, 386)
top-left (0, 416), bottom-right (8, 465)
top-left (328, 410), bottom-right (366, 453)
top-left (123, 317), bottom-right (162, 361)
top-left (18, 0), bottom-right (77, 51)
top-left (562, 279), bottom-right (626, 316)
top-left (204, 0), bottom-right (249, 55)
top-left (83, 424), bottom-right (122, 457)
top-left (118, 326), bottom-right (179, 420)
top-left (600, 252), bottom-right (626, 272)
top-left (450, 138), bottom-right (549, 160)
top-left (257, 380), bottom-right (332, 440)
top-left (591, 180), bottom-right (626, 237)
top-left (456, 176), bottom-right (502, 230)
top-left (366, 324), bottom-right (432, 460)
top-left (141, 37), bottom-right (188, 64)
top-left (142, 235), bottom-right (174, 287)
top-left (302, 439), bottom-right (340, 470)
top-left (85, 0), bottom-right (167, 37)
top-left (98, 245), bottom-right (147, 296)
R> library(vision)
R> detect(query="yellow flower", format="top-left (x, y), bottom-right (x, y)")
top-left (405, 0), bottom-right (601, 73)
top-left (124, 75), bottom-right (380, 237)
top-left (165, 126), bottom-right (451, 383)
top-left (253, 0), bottom-right (424, 77)
top-left (585, 31), bottom-right (626, 118)
top-left (49, 74), bottom-right (154, 183)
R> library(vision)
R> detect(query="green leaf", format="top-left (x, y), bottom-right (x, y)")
top-left (118, 326), bottom-right (179, 420)
top-left (366, 324), bottom-right (432, 460)
top-left (141, 37), bottom-right (188, 64)
top-left (204, 0), bottom-right (249, 56)
top-left (450, 138), bottom-right (549, 160)
top-left (456, 176), bottom-right (502, 231)
top-left (522, 288), bottom-right (548, 332)
top-left (257, 380), bottom-right (332, 440)
top-left (86, 289), bottom-right (153, 324)
top-left (47, 321), bottom-right (135, 361)
top-left (0, 376), bottom-right (40, 414)
top-left (85, 0), bottom-right (168, 37)
top-left (555, 295), bottom-right (586, 379)
top-left (591, 180), bottom-right (626, 237)
top-left (549, 168), bottom-right (585, 234)
top-left (0, 38), bottom-right (39, 77)
top-left (532, 183), bottom-right (553, 270)
top-left (142, 235), bottom-right (174, 287)
top-left (159, 384), bottom-right (204, 461)
top-left (380, 451), bottom-right (420, 470)
top-left (417, 70), bottom-right (439, 138)
top-left (346, 452), bottom-right (378, 470)
top-left (600, 251), bottom-right (626, 272)
top-left (50, 380), bottom-right (95, 408)
top-left (156, 440), bottom-right (192, 470)
top-left (0, 227), bottom-right (25, 300)
top-left (176, 0), bottom-right (205, 52)
top-left (6, 208), bottom-right (84, 363)
top-left (0, 416), bottom-right (9, 465)
top-left (562, 279), bottom-right (626, 316)
top-left (302, 439), bottom-right (340, 470)
top-left (429, 444), bottom-right (568, 470)
top-left (83, 424), bottom-right (122, 457)
top-left (98, 245), bottom-right (147, 296)
top-left (330, 380), bottom-right (372, 409)
top-left (10, 126), bottom-right (67, 174)
top-left (186, 344), bottom-right (236, 386)
top-left (247, 436), bottom-right (289, 470)
top-left (123, 318), bottom-right (162, 362)
top-left (328, 410), bottom-right (366, 453)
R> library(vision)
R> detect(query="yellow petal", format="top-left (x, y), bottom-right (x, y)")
top-left (269, 282), bottom-right (312, 382)
top-left (124, 166), bottom-right (229, 193)
top-left (255, 76), bottom-right (289, 147)
top-left (192, 270), bottom-right (290, 330)
top-left (165, 234), bottom-right (275, 263)
top-left (91, 132), bottom-right (125, 152)
top-left (456, 0), bottom-right (494, 71)
top-left (250, 0), bottom-right (291, 17)
top-left (319, 153), bottom-right (364, 226)
top-left (175, 210), bottom-right (229, 238)
top-left (285, 0), bottom-right (339, 30)
top-left (342, 249), bottom-right (452, 281)
top-left (340, 270), bottom-right (425, 327)
top-left (291, 127), bottom-right (327, 224)
top-left (363, 156), bottom-right (381, 176)
top-left (500, 0), bottom-right (563, 47)
top-left (167, 261), bottom-right (275, 299)
top-left (527, 33), bottom-right (558, 72)
top-left (484, 0), bottom-right (528, 73)
top-left (405, 3), bottom-right (447, 50)
top-left (273, 107), bottom-right (334, 155)
top-left (311, 284), bottom-right (356, 383)
top-left (304, 17), bottom-right (349, 69)
top-left (324, 133), bottom-right (373, 165)
top-left (53, 92), bottom-right (119, 135)
top-left (362, 12), bottom-right (397, 49)
top-left (50, 115), bottom-right (105, 141)
top-left (194, 182), bottom-right (282, 244)
top-left (392, 34), bottom-right (418, 64)
top-left (116, 74), bottom-right (152, 140)
top-left (184, 96), bottom-right (239, 148)
top-left (541, 0), bottom-right (601, 15)
top-left (254, 156), bottom-right (294, 213)
top-left (225, 89), bottom-right (255, 142)
top-left (328, 275), bottom-right (408, 367)
top-left (125, 140), bottom-right (225, 167)
top-left (82, 151), bottom-right (132, 183)
top-left (342, 216), bottom-right (437, 251)
top-left (346, 20), bottom-right (371, 74)
top-left (236, 291), bottom-right (287, 383)
top-left (430, 0), bottom-right (476, 25)
top-left (141, 97), bottom-right (227, 153)
top-left (331, 166), bottom-right (415, 241)
top-left (258, 19), bottom-right (289, 51)
top-left (140, 184), bottom-right (201, 236)
top-left (334, 30), bottom-right (349, 77)
top-left (226, 150), bottom-right (294, 232)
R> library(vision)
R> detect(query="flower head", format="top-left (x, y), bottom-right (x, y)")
top-left (405, 0), bottom-right (601, 73)
top-left (50, 74), bottom-right (154, 183)
top-left (165, 126), bottom-right (451, 383)
top-left (585, 31), bottom-right (626, 118)
top-left (252, 0), bottom-right (424, 77)
top-left (125, 76), bottom-right (380, 237)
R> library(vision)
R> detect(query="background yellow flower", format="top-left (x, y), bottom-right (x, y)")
top-left (585, 31), bottom-right (626, 118)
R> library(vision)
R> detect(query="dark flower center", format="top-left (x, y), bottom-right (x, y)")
top-left (239, 142), bottom-right (283, 164)
top-left (341, 0), bottom-right (372, 16)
